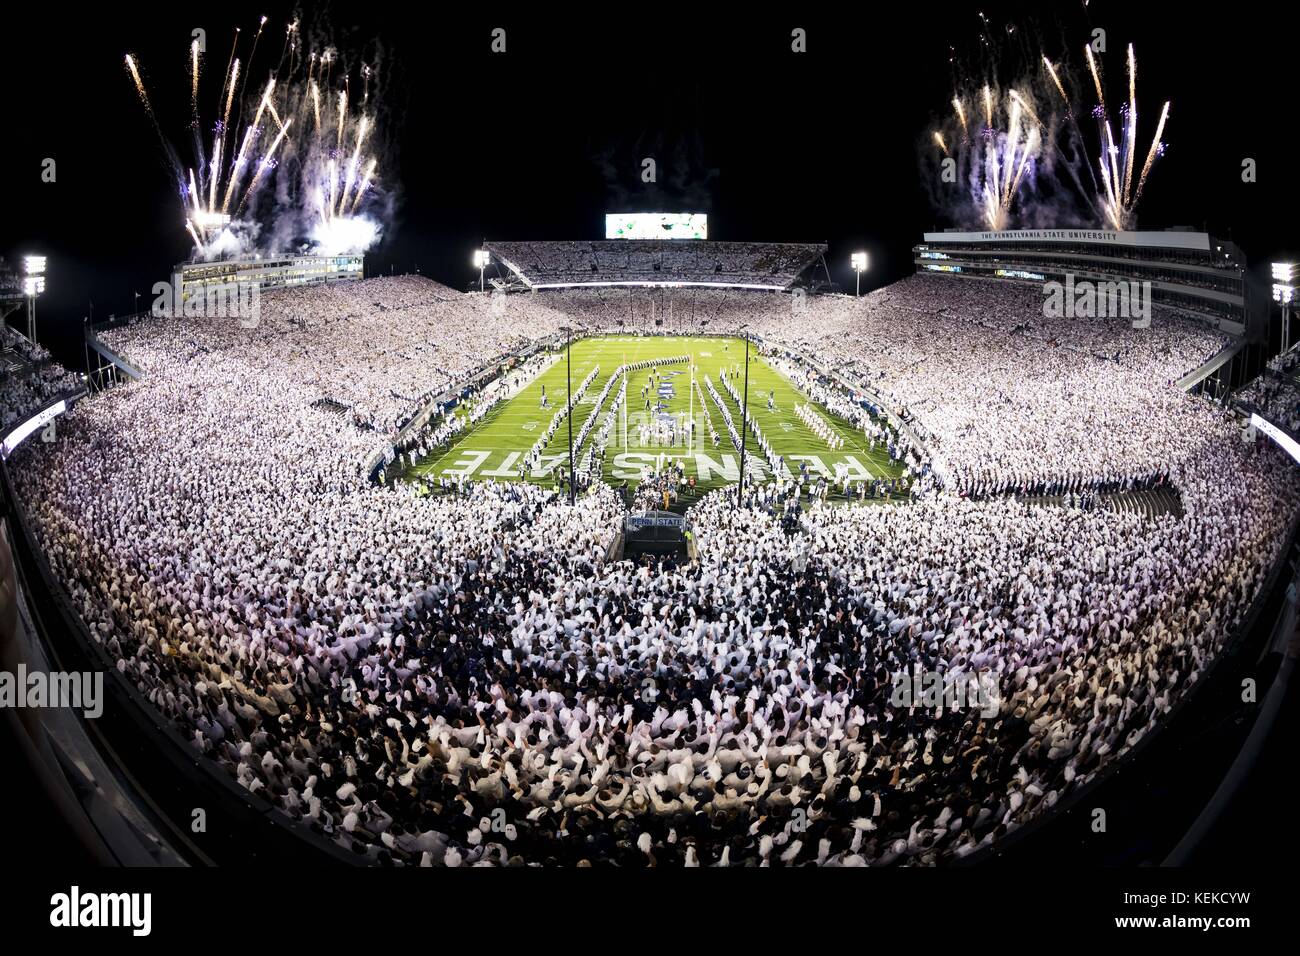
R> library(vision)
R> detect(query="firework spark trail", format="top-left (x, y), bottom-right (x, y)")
top-left (1002, 97), bottom-right (1022, 198)
top-left (933, 131), bottom-right (949, 155)
top-left (124, 55), bottom-right (154, 113)
top-left (310, 81), bottom-right (322, 133)
top-left (1099, 159), bottom-right (1120, 228)
top-left (350, 159), bottom-right (378, 214)
top-left (1085, 44), bottom-right (1105, 111)
top-left (1043, 57), bottom-right (1068, 111)
top-left (237, 117), bottom-right (293, 216)
top-left (190, 40), bottom-right (201, 117)
top-left (339, 115), bottom-right (371, 215)
top-left (1121, 43), bottom-right (1137, 204)
top-left (275, 20), bottom-right (292, 73)
top-left (1008, 89), bottom-right (1044, 130)
top-left (336, 88), bottom-right (347, 150)
top-left (327, 158), bottom-right (338, 222)
top-left (1008, 127), bottom-right (1040, 199)
top-left (245, 17), bottom-right (267, 84)
top-left (208, 136), bottom-right (221, 214)
top-left (222, 59), bottom-right (240, 134)
top-left (221, 126), bottom-right (258, 214)
top-left (229, 16), bottom-right (267, 161)
top-left (216, 29), bottom-right (239, 128)
top-left (188, 168), bottom-right (203, 218)
top-left (953, 98), bottom-right (968, 139)
top-left (982, 85), bottom-right (994, 126)
top-left (1133, 100), bottom-right (1170, 205)
top-left (992, 97), bottom-right (1027, 224)
top-left (1041, 54), bottom-right (1100, 198)
top-left (208, 57), bottom-right (241, 210)
top-left (1105, 121), bottom-right (1120, 208)
top-left (1100, 120), bottom-right (1121, 228)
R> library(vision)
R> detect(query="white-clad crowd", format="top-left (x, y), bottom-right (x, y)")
top-left (9, 273), bottom-right (1298, 867)
top-left (1237, 373), bottom-right (1300, 435)
top-left (485, 241), bottom-right (823, 288)
top-left (1, 324), bottom-right (81, 429)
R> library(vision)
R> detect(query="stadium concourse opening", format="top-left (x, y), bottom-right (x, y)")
top-left (620, 510), bottom-right (689, 561)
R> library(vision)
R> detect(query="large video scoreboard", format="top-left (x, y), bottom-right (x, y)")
top-left (606, 213), bottom-right (707, 240)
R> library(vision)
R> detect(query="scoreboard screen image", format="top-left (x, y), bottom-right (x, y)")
top-left (605, 213), bottom-right (707, 239)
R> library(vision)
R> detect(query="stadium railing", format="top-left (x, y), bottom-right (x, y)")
top-left (957, 509), bottom-right (1300, 866)
top-left (0, 458), bottom-right (358, 867)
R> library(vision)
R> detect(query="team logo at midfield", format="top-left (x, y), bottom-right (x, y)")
top-left (656, 370), bottom-right (681, 403)
top-left (521, 421), bottom-right (538, 431)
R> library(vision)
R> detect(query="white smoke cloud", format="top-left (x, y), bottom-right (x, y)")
top-left (309, 215), bottom-right (383, 256)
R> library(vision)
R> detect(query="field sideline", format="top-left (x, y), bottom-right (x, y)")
top-left (397, 335), bottom-right (909, 496)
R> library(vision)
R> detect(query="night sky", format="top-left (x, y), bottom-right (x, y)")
top-left (2, 1), bottom-right (1296, 366)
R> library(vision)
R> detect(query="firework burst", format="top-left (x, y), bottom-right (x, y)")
top-left (1073, 43), bottom-right (1171, 229)
top-left (930, 26), bottom-right (1173, 233)
top-left (125, 17), bottom-right (392, 260)
top-left (934, 81), bottom-right (1044, 231)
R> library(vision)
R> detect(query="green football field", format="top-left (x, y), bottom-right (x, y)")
top-left (396, 336), bottom-right (909, 497)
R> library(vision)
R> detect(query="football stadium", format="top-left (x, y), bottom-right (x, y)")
top-left (0, 2), bottom-right (1296, 932)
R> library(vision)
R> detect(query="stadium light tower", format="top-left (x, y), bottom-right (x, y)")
top-left (473, 249), bottom-right (491, 293)
top-left (851, 252), bottom-right (868, 297)
top-left (22, 255), bottom-right (47, 344)
top-left (736, 325), bottom-right (751, 508)
top-left (561, 325), bottom-right (576, 505)
top-left (1273, 262), bottom-right (1296, 353)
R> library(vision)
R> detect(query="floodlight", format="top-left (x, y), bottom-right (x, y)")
top-left (850, 252), bottom-right (868, 296)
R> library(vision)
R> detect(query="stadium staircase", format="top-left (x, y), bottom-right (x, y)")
top-left (1019, 486), bottom-right (1184, 519)
top-left (310, 397), bottom-right (351, 416)
top-left (1177, 340), bottom-right (1245, 392)
top-left (1104, 486), bottom-right (1185, 519)
top-left (1, 344), bottom-right (28, 375)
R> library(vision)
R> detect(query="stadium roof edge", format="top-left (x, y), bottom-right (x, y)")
top-left (484, 239), bottom-right (826, 292)
top-left (529, 281), bottom-right (794, 291)
top-left (919, 228), bottom-right (1214, 252)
